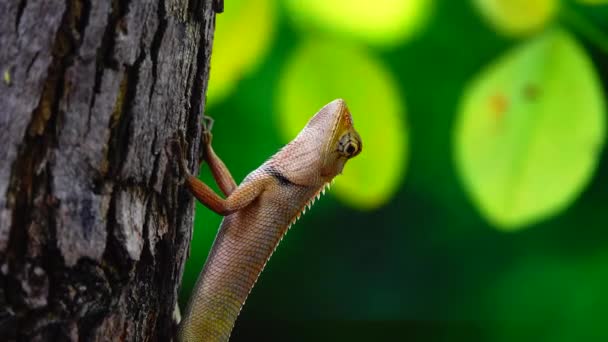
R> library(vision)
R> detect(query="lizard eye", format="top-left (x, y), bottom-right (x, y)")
top-left (338, 132), bottom-right (362, 158)
top-left (346, 143), bottom-right (357, 156)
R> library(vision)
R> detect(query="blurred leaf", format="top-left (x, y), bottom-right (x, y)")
top-left (454, 29), bottom-right (605, 230)
top-left (276, 40), bottom-right (408, 210)
top-left (285, 0), bottom-right (433, 47)
top-left (473, 0), bottom-right (558, 36)
top-left (207, 0), bottom-right (275, 105)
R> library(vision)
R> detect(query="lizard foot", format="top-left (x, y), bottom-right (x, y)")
top-left (201, 115), bottom-right (214, 146)
top-left (199, 115), bottom-right (215, 162)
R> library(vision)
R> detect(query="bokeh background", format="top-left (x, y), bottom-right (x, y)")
top-left (179, 0), bottom-right (608, 340)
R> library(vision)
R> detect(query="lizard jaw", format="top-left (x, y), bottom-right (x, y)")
top-left (289, 181), bottom-right (332, 228)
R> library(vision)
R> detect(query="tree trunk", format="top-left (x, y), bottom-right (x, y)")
top-left (0, 0), bottom-right (216, 340)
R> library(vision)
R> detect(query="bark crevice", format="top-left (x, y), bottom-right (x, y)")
top-left (15, 0), bottom-right (27, 32)
top-left (149, 0), bottom-right (167, 103)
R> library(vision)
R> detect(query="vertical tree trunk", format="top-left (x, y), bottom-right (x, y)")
top-left (0, 0), bottom-right (216, 340)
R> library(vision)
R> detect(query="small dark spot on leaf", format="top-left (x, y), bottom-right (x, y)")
top-left (523, 83), bottom-right (541, 101)
top-left (490, 92), bottom-right (508, 120)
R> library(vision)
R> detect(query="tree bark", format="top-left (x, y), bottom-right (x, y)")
top-left (0, 0), bottom-right (216, 340)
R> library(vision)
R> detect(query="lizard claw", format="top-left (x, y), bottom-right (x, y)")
top-left (202, 115), bottom-right (214, 133)
top-left (201, 115), bottom-right (214, 146)
top-left (199, 115), bottom-right (215, 162)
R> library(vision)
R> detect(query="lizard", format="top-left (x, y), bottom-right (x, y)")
top-left (172, 99), bottom-right (362, 341)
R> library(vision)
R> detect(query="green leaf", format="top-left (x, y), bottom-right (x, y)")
top-left (276, 40), bottom-right (408, 210)
top-left (454, 29), bottom-right (605, 230)
top-left (473, 0), bottom-right (558, 36)
top-left (285, 0), bottom-right (433, 47)
top-left (207, 0), bottom-right (275, 105)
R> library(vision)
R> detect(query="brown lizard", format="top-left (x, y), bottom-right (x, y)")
top-left (173, 99), bottom-right (362, 341)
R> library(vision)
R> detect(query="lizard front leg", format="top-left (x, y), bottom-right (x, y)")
top-left (199, 116), bottom-right (237, 197)
top-left (169, 124), bottom-right (269, 216)
top-left (184, 175), bottom-right (268, 216)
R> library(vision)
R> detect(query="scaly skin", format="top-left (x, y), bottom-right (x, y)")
top-left (176, 99), bottom-right (362, 341)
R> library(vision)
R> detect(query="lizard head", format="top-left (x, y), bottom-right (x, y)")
top-left (273, 99), bottom-right (362, 186)
top-left (316, 99), bottom-right (362, 181)
top-left (272, 99), bottom-right (362, 186)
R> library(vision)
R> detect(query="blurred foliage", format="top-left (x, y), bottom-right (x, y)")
top-left (206, 0), bottom-right (276, 105)
top-left (285, 0), bottom-right (433, 46)
top-left (182, 0), bottom-right (608, 340)
top-left (482, 252), bottom-right (608, 342)
top-left (454, 29), bottom-right (605, 229)
top-left (473, 0), bottom-right (558, 36)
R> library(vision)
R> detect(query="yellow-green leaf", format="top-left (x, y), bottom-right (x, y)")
top-left (276, 40), bottom-right (408, 210)
top-left (207, 0), bottom-right (275, 105)
top-left (473, 0), bottom-right (558, 36)
top-left (454, 29), bottom-right (605, 230)
top-left (285, 0), bottom-right (433, 47)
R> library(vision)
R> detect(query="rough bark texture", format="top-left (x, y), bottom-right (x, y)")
top-left (0, 0), bottom-right (216, 340)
